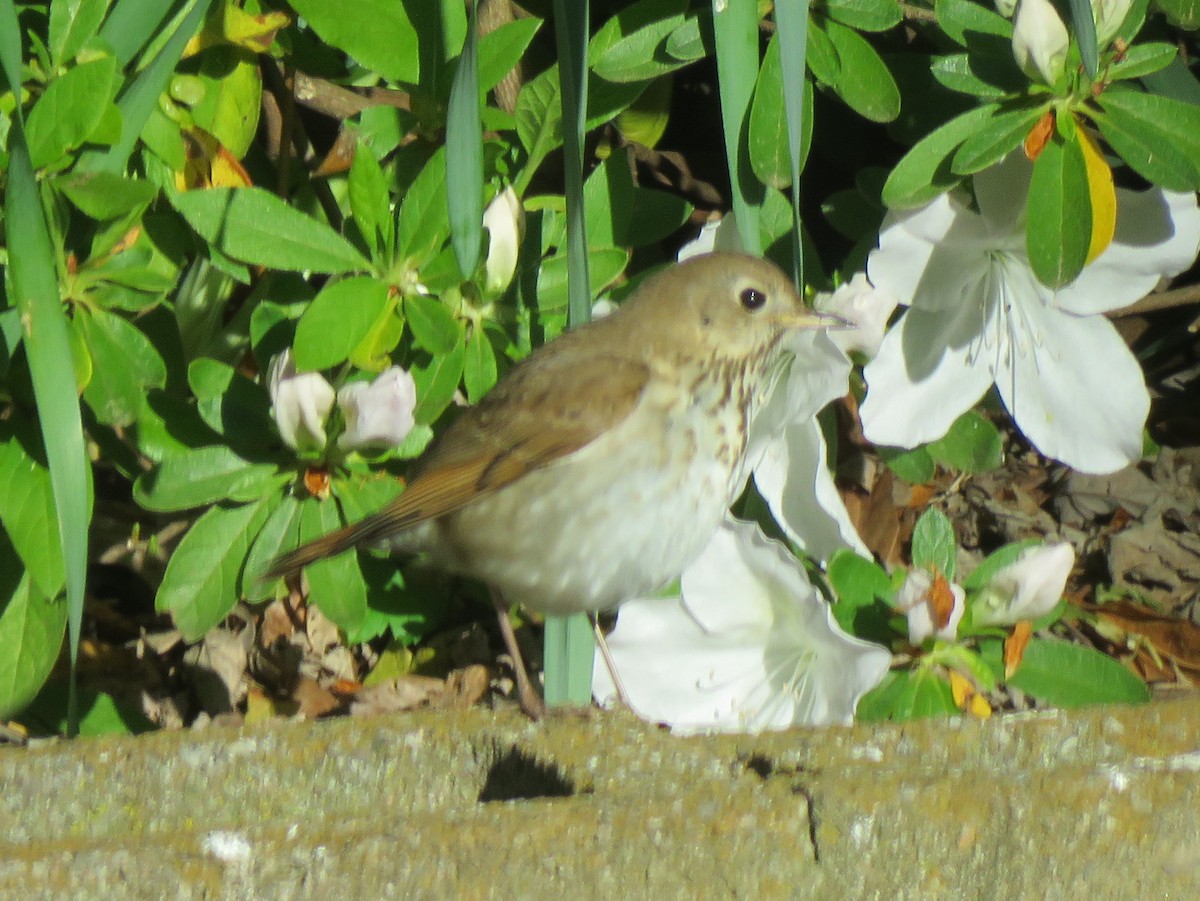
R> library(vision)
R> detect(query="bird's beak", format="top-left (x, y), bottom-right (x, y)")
top-left (780, 308), bottom-right (855, 331)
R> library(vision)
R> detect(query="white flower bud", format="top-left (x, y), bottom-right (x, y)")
top-left (973, 542), bottom-right (1075, 627)
top-left (1012, 0), bottom-right (1069, 86)
top-left (268, 349), bottom-right (335, 453)
top-left (900, 569), bottom-right (965, 645)
top-left (1093, 0), bottom-right (1132, 46)
top-left (482, 185), bottom-right (523, 294)
top-left (337, 366), bottom-right (417, 451)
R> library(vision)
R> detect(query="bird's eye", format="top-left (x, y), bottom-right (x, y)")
top-left (739, 287), bottom-right (767, 311)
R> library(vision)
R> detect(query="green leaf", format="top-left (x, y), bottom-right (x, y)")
top-left (1107, 42), bottom-right (1177, 82)
top-left (0, 422), bottom-right (65, 599)
top-left (749, 35), bottom-right (814, 189)
top-left (49, 0), bottom-right (110, 66)
top-left (476, 17), bottom-right (542, 93)
top-left (464, 326), bottom-right (498, 403)
top-left (1156, 0), bottom-right (1200, 27)
top-left (934, 0), bottom-right (1013, 46)
top-left (583, 153), bottom-right (692, 248)
top-left (53, 172), bottom-right (158, 220)
top-left (878, 444), bottom-right (935, 484)
top-left (0, 548), bottom-right (66, 720)
top-left (243, 494), bottom-right (303, 601)
top-left (823, 19), bottom-right (899, 123)
top-left (25, 54), bottom-right (117, 169)
top-left (349, 142), bottom-right (393, 260)
top-left (881, 103), bottom-right (999, 208)
top-left (135, 446), bottom-right (280, 512)
top-left (73, 308), bottom-right (168, 428)
top-left (20, 683), bottom-right (155, 737)
top-left (590, 0), bottom-right (690, 83)
top-left (535, 248), bottom-right (630, 312)
top-left (1006, 639), bottom-right (1151, 707)
top-left (952, 102), bottom-right (1048, 175)
top-left (855, 668), bottom-right (958, 721)
top-left (1093, 89), bottom-right (1200, 191)
top-left (1026, 132), bottom-right (1091, 289)
top-left (293, 277), bottom-right (392, 372)
top-left (404, 293), bottom-right (462, 355)
top-left (412, 336), bottom-right (466, 424)
top-left (825, 0), bottom-right (902, 31)
top-left (512, 64), bottom-right (646, 190)
top-left (156, 498), bottom-right (274, 640)
top-left (446, 0), bottom-right (484, 280)
top-left (187, 45), bottom-right (262, 159)
top-left (300, 496), bottom-right (368, 632)
top-left (171, 187), bottom-right (370, 274)
top-left (80, 0), bottom-right (213, 175)
top-left (926, 410), bottom-right (1004, 474)
top-left (930, 53), bottom-right (1024, 100)
top-left (827, 548), bottom-right (897, 643)
top-left (911, 508), bottom-right (957, 580)
top-left (289, 0), bottom-right (419, 82)
top-left (395, 148), bottom-right (451, 268)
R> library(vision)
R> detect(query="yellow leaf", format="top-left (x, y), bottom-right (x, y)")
top-left (1079, 126), bottom-right (1117, 264)
top-left (949, 670), bottom-right (993, 719)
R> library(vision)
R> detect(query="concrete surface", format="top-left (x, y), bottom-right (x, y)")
top-left (2, 696), bottom-right (1199, 899)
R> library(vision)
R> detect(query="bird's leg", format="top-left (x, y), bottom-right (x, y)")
top-left (489, 587), bottom-right (546, 720)
top-left (590, 613), bottom-right (633, 711)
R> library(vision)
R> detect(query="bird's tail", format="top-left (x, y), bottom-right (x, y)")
top-left (262, 493), bottom-right (428, 581)
top-left (261, 522), bottom-right (365, 581)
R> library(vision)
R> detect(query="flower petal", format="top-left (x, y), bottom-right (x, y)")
top-left (860, 304), bottom-right (995, 448)
top-left (999, 300), bottom-right (1148, 474)
top-left (1056, 188), bottom-right (1200, 316)
top-left (754, 418), bottom-right (870, 562)
top-left (598, 519), bottom-right (892, 732)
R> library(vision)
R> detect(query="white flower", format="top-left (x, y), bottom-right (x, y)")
top-left (1093, 0), bottom-right (1132, 46)
top-left (482, 185), bottom-right (523, 294)
top-left (974, 542), bottom-right (1074, 627)
top-left (337, 366), bottom-right (417, 451)
top-left (747, 329), bottom-right (871, 561)
top-left (899, 568), bottom-right (965, 644)
top-left (268, 349), bottom-right (335, 453)
top-left (861, 153), bottom-right (1200, 475)
top-left (994, 0), bottom-right (1018, 16)
top-left (592, 518), bottom-right (892, 732)
top-left (813, 273), bottom-right (898, 359)
top-left (678, 214), bottom-right (868, 562)
top-left (1012, 0), bottom-right (1069, 86)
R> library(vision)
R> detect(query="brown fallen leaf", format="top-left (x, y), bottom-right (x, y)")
top-left (1004, 620), bottom-right (1033, 679)
top-left (1083, 599), bottom-right (1200, 683)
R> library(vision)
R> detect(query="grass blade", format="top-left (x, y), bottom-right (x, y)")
top-left (774, 0), bottom-right (810, 285)
top-left (0, 0), bottom-right (91, 734)
top-left (712, 0), bottom-right (763, 255)
top-left (544, 0), bottom-right (595, 707)
top-left (447, 0), bottom-right (484, 279)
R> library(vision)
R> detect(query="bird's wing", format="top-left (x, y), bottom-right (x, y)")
top-left (364, 344), bottom-right (650, 536)
top-left (264, 339), bottom-right (649, 578)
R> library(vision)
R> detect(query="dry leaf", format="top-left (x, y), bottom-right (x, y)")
top-left (929, 572), bottom-right (957, 631)
top-left (1004, 620), bottom-right (1033, 679)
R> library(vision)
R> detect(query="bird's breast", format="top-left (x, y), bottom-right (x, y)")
top-left (428, 371), bottom-right (753, 615)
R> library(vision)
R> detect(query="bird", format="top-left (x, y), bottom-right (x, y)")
top-left (265, 251), bottom-right (843, 718)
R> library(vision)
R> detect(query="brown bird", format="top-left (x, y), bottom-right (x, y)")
top-left (265, 252), bottom-right (842, 717)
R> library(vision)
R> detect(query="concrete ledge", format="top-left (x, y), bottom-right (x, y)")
top-left (3, 697), bottom-right (1199, 899)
